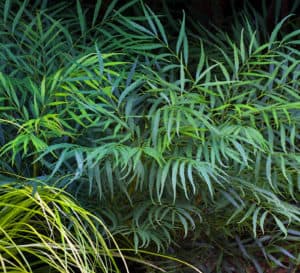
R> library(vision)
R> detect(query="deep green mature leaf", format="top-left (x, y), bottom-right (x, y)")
top-left (12, 0), bottom-right (28, 33)
top-left (269, 14), bottom-right (293, 48)
top-left (151, 110), bottom-right (161, 147)
top-left (95, 44), bottom-right (104, 78)
top-left (176, 11), bottom-right (186, 55)
top-left (118, 79), bottom-right (143, 107)
top-left (3, 0), bottom-right (11, 24)
top-left (102, 0), bottom-right (118, 22)
top-left (180, 54), bottom-right (185, 92)
top-left (282, 29), bottom-right (300, 43)
top-left (147, 6), bottom-right (168, 45)
top-left (195, 40), bottom-right (206, 79)
top-left (239, 204), bottom-right (256, 224)
top-left (92, 0), bottom-right (102, 27)
top-left (158, 160), bottom-right (170, 192)
top-left (142, 4), bottom-right (157, 36)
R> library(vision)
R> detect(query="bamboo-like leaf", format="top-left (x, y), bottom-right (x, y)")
top-left (238, 204), bottom-right (256, 224)
top-left (273, 215), bottom-right (287, 237)
top-left (12, 0), bottom-right (28, 33)
top-left (195, 40), bottom-right (205, 79)
top-left (142, 4), bottom-right (157, 35)
top-left (252, 207), bottom-right (261, 237)
top-left (95, 44), bottom-right (104, 78)
top-left (92, 0), bottom-right (102, 27)
top-left (118, 79), bottom-right (143, 107)
top-left (266, 155), bottom-right (273, 188)
top-left (147, 6), bottom-right (168, 45)
top-left (151, 110), bottom-right (161, 146)
top-left (269, 14), bottom-right (293, 48)
top-left (259, 211), bottom-right (268, 234)
top-left (3, 0), bottom-right (11, 24)
top-left (240, 29), bottom-right (246, 63)
top-left (176, 11), bottom-right (186, 55)
top-left (102, 0), bottom-right (118, 22)
top-left (171, 160), bottom-right (180, 202)
top-left (76, 0), bottom-right (86, 37)
top-left (180, 54), bottom-right (185, 93)
top-left (183, 35), bottom-right (189, 65)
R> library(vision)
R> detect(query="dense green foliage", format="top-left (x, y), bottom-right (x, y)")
top-left (1, 0), bottom-right (300, 272)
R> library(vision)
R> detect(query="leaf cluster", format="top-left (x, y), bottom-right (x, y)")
top-left (1, 0), bottom-right (300, 272)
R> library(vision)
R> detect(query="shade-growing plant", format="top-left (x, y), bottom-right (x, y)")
top-left (1, 0), bottom-right (300, 272)
top-left (0, 0), bottom-right (201, 253)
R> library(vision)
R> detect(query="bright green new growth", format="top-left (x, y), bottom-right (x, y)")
top-left (1, 0), bottom-right (300, 272)
top-left (0, 184), bottom-right (126, 273)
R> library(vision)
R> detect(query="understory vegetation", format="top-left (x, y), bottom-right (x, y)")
top-left (0, 0), bottom-right (300, 272)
